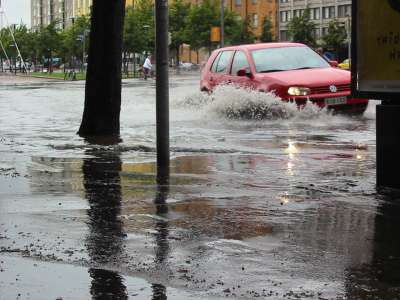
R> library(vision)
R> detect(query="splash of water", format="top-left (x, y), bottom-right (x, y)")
top-left (176, 85), bottom-right (330, 120)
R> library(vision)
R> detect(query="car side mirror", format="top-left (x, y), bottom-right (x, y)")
top-left (237, 68), bottom-right (253, 78)
top-left (329, 60), bottom-right (338, 67)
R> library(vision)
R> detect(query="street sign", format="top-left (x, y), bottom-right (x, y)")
top-left (210, 26), bottom-right (220, 42)
top-left (352, 0), bottom-right (400, 99)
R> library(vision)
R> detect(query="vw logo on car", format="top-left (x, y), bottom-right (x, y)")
top-left (329, 85), bottom-right (338, 93)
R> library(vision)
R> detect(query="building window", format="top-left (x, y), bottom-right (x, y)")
top-left (280, 11), bottom-right (291, 23)
top-left (251, 0), bottom-right (257, 4)
top-left (312, 28), bottom-right (319, 40)
top-left (280, 0), bottom-right (289, 3)
top-left (310, 8), bottom-right (320, 20)
top-left (293, 9), bottom-right (304, 18)
top-left (338, 5), bottom-right (351, 18)
top-left (321, 27), bottom-right (329, 37)
top-left (252, 14), bottom-right (258, 27)
top-left (323, 6), bottom-right (335, 19)
top-left (235, 0), bottom-right (241, 6)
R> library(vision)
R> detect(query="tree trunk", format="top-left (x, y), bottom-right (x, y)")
top-left (78, 0), bottom-right (126, 137)
top-left (49, 51), bottom-right (53, 74)
top-left (175, 46), bottom-right (180, 68)
top-left (123, 51), bottom-right (127, 76)
top-left (133, 53), bottom-right (136, 78)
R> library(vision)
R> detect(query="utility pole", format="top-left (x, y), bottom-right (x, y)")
top-left (220, 0), bottom-right (224, 48)
top-left (155, 0), bottom-right (170, 183)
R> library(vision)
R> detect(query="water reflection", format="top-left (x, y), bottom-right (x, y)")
top-left (151, 173), bottom-right (170, 299)
top-left (345, 191), bottom-right (400, 298)
top-left (82, 144), bottom-right (127, 299)
top-left (89, 269), bottom-right (127, 299)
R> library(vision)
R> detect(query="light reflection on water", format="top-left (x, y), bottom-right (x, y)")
top-left (1, 75), bottom-right (396, 299)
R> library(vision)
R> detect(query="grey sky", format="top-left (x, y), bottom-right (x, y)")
top-left (1, 0), bottom-right (31, 27)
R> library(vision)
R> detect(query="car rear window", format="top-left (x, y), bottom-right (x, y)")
top-left (251, 46), bottom-right (330, 73)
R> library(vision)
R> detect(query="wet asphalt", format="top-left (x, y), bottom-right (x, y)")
top-left (0, 73), bottom-right (399, 300)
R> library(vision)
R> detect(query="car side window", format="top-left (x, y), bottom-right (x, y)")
top-left (215, 51), bottom-right (234, 73)
top-left (231, 51), bottom-right (250, 75)
top-left (210, 52), bottom-right (222, 73)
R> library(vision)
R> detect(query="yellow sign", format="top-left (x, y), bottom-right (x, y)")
top-left (357, 0), bottom-right (400, 93)
top-left (210, 26), bottom-right (220, 42)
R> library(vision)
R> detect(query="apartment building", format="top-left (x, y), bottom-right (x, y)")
top-left (228, 0), bottom-right (278, 39)
top-left (73, 0), bottom-right (92, 17)
top-left (31, 0), bottom-right (135, 29)
top-left (73, 0), bottom-right (135, 17)
top-left (278, 0), bottom-right (352, 42)
top-left (31, 0), bottom-right (74, 29)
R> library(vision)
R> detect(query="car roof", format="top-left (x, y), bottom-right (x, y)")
top-left (216, 42), bottom-right (307, 52)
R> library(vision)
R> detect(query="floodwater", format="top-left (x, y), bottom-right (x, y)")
top-left (0, 74), bottom-right (399, 299)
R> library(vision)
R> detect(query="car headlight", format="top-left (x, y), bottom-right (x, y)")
top-left (287, 87), bottom-right (310, 96)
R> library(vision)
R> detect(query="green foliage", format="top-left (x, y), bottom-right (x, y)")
top-left (287, 7), bottom-right (316, 46)
top-left (260, 17), bottom-right (273, 42)
top-left (169, 0), bottom-right (191, 50)
top-left (62, 16), bottom-right (90, 61)
top-left (228, 16), bottom-right (255, 45)
top-left (37, 22), bottom-right (62, 57)
top-left (0, 27), bottom-right (13, 59)
top-left (0, 1), bottom-right (255, 69)
top-left (123, 0), bottom-right (155, 54)
top-left (322, 19), bottom-right (347, 53)
top-left (186, 0), bottom-right (219, 51)
top-left (0, 24), bottom-right (39, 64)
top-left (185, 0), bottom-right (247, 51)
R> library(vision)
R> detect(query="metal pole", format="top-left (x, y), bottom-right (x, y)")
top-left (155, 0), bottom-right (170, 178)
top-left (347, 16), bottom-right (351, 60)
top-left (220, 0), bottom-right (224, 48)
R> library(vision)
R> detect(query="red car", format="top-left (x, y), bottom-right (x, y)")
top-left (200, 43), bottom-right (368, 114)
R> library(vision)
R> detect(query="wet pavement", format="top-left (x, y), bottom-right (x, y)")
top-left (1, 73), bottom-right (400, 299)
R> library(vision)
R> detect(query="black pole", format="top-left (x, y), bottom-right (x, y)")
top-left (155, 0), bottom-right (170, 177)
top-left (376, 100), bottom-right (400, 189)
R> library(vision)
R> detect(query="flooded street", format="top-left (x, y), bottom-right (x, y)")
top-left (1, 74), bottom-right (399, 299)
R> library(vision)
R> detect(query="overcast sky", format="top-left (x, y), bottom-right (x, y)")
top-left (1, 0), bottom-right (31, 27)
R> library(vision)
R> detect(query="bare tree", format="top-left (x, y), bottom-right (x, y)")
top-left (78, 0), bottom-right (126, 137)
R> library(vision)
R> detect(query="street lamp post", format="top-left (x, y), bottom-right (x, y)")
top-left (155, 0), bottom-right (170, 181)
top-left (77, 29), bottom-right (89, 72)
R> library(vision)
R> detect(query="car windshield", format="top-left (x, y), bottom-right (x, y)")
top-left (251, 46), bottom-right (330, 73)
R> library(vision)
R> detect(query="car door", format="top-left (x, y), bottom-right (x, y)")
top-left (209, 50), bottom-right (234, 89)
top-left (226, 50), bottom-right (255, 89)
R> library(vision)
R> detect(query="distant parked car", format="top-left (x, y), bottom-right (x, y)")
top-left (179, 62), bottom-right (199, 71)
top-left (200, 43), bottom-right (368, 114)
